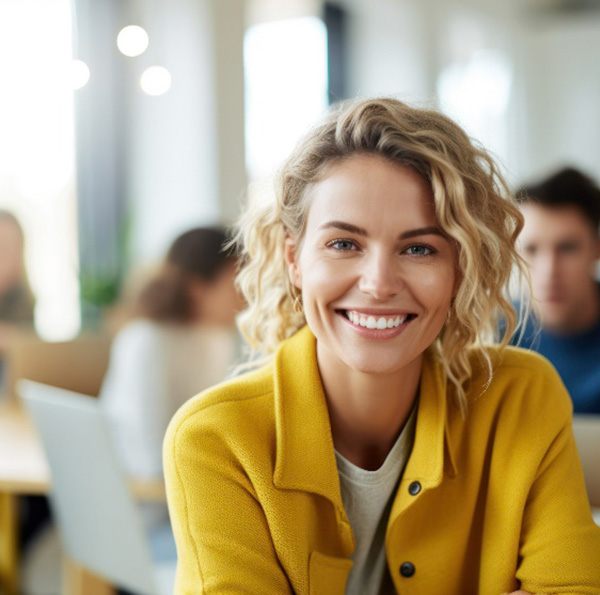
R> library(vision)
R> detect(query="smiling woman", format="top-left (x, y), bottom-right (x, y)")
top-left (164, 98), bottom-right (600, 595)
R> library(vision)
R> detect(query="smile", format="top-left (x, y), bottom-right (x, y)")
top-left (336, 309), bottom-right (417, 334)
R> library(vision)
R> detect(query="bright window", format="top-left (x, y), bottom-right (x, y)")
top-left (0, 0), bottom-right (80, 340)
top-left (244, 17), bottom-right (329, 184)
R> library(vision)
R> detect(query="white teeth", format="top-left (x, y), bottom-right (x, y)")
top-left (345, 311), bottom-right (409, 329)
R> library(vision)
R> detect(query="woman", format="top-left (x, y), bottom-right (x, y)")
top-left (164, 99), bottom-right (600, 594)
top-left (102, 226), bottom-right (241, 483)
top-left (100, 226), bottom-right (242, 557)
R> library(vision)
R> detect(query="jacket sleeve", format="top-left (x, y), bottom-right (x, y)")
top-left (163, 405), bottom-right (293, 595)
top-left (516, 379), bottom-right (600, 594)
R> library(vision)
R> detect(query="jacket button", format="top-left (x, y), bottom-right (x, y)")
top-left (408, 481), bottom-right (421, 495)
top-left (400, 561), bottom-right (415, 577)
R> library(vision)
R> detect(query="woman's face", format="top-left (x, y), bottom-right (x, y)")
top-left (285, 154), bottom-right (458, 375)
top-left (190, 261), bottom-right (244, 327)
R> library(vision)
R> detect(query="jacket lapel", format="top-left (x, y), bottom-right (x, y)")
top-left (408, 348), bottom-right (457, 485)
top-left (388, 347), bottom-right (458, 526)
top-left (272, 326), bottom-right (347, 519)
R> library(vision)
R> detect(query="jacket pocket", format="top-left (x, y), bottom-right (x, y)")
top-left (309, 551), bottom-right (352, 595)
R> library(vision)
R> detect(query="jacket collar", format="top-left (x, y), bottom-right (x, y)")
top-left (404, 344), bottom-right (458, 487)
top-left (272, 326), bottom-right (457, 513)
top-left (273, 326), bottom-right (344, 511)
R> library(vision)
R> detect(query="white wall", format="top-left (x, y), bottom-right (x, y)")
top-left (116, 0), bottom-right (600, 266)
top-left (336, 0), bottom-right (433, 104)
top-left (127, 0), bottom-right (246, 265)
top-left (516, 14), bottom-right (600, 182)
top-left (340, 0), bottom-right (600, 188)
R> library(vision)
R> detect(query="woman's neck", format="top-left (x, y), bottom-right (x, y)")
top-left (316, 342), bottom-right (422, 471)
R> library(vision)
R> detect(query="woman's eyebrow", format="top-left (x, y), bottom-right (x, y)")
top-left (318, 221), bottom-right (445, 240)
top-left (399, 226), bottom-right (445, 239)
top-left (318, 221), bottom-right (368, 235)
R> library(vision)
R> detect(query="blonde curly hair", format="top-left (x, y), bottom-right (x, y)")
top-left (234, 97), bottom-right (528, 409)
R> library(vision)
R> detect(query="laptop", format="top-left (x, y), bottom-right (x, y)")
top-left (572, 414), bottom-right (600, 525)
top-left (19, 379), bottom-right (175, 595)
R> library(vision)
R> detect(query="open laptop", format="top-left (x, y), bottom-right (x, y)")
top-left (18, 379), bottom-right (175, 595)
top-left (572, 415), bottom-right (600, 521)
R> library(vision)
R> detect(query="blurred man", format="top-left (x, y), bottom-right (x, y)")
top-left (516, 167), bottom-right (600, 413)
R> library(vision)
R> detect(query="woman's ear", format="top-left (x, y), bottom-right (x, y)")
top-left (284, 237), bottom-right (302, 290)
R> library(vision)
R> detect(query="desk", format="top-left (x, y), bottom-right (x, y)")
top-left (0, 400), bottom-right (166, 595)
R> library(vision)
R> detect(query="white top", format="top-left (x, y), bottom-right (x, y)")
top-left (335, 407), bottom-right (417, 595)
top-left (100, 319), bottom-right (237, 480)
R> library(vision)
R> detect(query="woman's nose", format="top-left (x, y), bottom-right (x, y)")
top-left (357, 252), bottom-right (402, 300)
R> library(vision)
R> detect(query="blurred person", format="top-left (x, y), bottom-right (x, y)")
top-left (0, 209), bottom-right (34, 327)
top-left (164, 99), bottom-right (600, 594)
top-left (100, 226), bottom-right (242, 554)
top-left (101, 226), bottom-right (241, 481)
top-left (0, 209), bottom-right (35, 385)
top-left (516, 167), bottom-right (600, 413)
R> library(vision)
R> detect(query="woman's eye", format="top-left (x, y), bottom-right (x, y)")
top-left (405, 244), bottom-right (435, 256)
top-left (327, 239), bottom-right (358, 251)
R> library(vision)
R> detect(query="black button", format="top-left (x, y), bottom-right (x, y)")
top-left (400, 561), bottom-right (415, 577)
top-left (408, 481), bottom-right (421, 495)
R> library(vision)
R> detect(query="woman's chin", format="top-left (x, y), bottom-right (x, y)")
top-left (339, 353), bottom-right (406, 376)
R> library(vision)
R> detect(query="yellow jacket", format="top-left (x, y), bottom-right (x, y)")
top-left (164, 326), bottom-right (600, 594)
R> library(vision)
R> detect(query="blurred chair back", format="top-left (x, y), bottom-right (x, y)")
top-left (5, 332), bottom-right (110, 399)
top-left (572, 414), bottom-right (600, 509)
top-left (18, 380), bottom-right (168, 595)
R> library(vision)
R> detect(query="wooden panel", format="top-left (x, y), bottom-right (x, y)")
top-left (0, 493), bottom-right (18, 595)
top-left (4, 332), bottom-right (111, 399)
top-left (0, 402), bottom-right (49, 493)
top-left (63, 556), bottom-right (116, 595)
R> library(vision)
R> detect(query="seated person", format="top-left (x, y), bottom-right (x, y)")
top-left (0, 210), bottom-right (34, 325)
top-left (515, 167), bottom-right (600, 413)
top-left (0, 210), bottom-right (35, 387)
top-left (100, 226), bottom-right (242, 548)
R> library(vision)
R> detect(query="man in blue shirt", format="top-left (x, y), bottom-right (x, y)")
top-left (516, 167), bottom-right (600, 413)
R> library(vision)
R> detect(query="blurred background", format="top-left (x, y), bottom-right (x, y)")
top-left (1, 0), bottom-right (599, 339)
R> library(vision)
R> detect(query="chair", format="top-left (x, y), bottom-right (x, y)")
top-left (572, 414), bottom-right (600, 525)
top-left (4, 332), bottom-right (111, 400)
top-left (18, 380), bottom-right (175, 595)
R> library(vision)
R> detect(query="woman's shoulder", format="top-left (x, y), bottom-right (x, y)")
top-left (466, 345), bottom-right (572, 418)
top-left (487, 343), bottom-right (557, 374)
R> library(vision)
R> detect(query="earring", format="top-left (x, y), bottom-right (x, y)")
top-left (292, 293), bottom-right (303, 314)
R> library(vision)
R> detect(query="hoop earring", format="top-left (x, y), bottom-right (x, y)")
top-left (292, 293), bottom-right (303, 314)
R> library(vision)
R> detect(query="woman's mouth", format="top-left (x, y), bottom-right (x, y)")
top-left (335, 309), bottom-right (417, 336)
